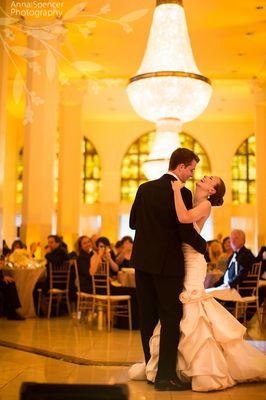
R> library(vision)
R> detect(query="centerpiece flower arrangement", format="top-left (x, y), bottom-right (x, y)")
top-left (8, 249), bottom-right (43, 269)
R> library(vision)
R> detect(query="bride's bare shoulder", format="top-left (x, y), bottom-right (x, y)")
top-left (194, 199), bottom-right (211, 213)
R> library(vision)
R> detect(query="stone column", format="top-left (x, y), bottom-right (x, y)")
top-left (0, 36), bottom-right (8, 244)
top-left (20, 35), bottom-right (59, 246)
top-left (253, 79), bottom-right (266, 250)
top-left (57, 83), bottom-right (85, 250)
top-left (2, 114), bottom-right (18, 245)
top-left (100, 170), bottom-right (120, 243)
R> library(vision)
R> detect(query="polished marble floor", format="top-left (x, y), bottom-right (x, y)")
top-left (0, 317), bottom-right (265, 400)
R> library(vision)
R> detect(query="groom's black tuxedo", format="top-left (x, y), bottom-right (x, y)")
top-left (130, 174), bottom-right (206, 276)
top-left (129, 173), bottom-right (206, 382)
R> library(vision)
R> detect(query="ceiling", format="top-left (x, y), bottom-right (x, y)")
top-left (3, 0), bottom-right (266, 120)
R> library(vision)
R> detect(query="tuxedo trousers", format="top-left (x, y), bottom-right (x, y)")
top-left (135, 269), bottom-right (183, 381)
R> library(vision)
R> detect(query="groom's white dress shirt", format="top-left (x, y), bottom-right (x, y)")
top-left (167, 171), bottom-right (179, 180)
top-left (221, 251), bottom-right (238, 288)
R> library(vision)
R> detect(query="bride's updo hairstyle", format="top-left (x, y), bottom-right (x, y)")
top-left (209, 178), bottom-right (226, 207)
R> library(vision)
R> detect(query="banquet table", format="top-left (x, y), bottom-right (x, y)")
top-left (3, 266), bottom-right (46, 318)
top-left (117, 268), bottom-right (136, 287)
top-left (113, 269), bottom-right (138, 329)
top-left (205, 286), bottom-right (242, 301)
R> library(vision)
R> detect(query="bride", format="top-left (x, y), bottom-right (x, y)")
top-left (129, 175), bottom-right (266, 391)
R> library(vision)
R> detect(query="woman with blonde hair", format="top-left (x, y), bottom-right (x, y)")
top-left (209, 241), bottom-right (223, 265)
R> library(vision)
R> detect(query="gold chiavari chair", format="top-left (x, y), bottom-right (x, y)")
top-left (73, 259), bottom-right (93, 320)
top-left (37, 261), bottom-right (72, 319)
top-left (90, 259), bottom-right (132, 332)
top-left (234, 262), bottom-right (262, 328)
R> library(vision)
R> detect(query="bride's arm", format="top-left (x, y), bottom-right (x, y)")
top-left (171, 181), bottom-right (211, 223)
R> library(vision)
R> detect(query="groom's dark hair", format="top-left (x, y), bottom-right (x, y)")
top-left (169, 148), bottom-right (199, 170)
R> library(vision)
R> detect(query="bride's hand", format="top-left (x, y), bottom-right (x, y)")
top-left (171, 180), bottom-right (184, 191)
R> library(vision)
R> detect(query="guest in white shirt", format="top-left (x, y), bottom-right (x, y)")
top-left (214, 229), bottom-right (255, 289)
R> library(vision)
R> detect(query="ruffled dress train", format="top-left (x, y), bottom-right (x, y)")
top-left (129, 240), bottom-right (266, 391)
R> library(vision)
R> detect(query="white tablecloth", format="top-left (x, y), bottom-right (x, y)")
top-left (205, 286), bottom-right (242, 301)
top-left (117, 269), bottom-right (136, 287)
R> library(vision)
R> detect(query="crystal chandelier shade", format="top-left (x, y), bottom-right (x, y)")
top-left (142, 118), bottom-right (181, 180)
top-left (127, 0), bottom-right (212, 180)
top-left (127, 2), bottom-right (212, 123)
top-left (137, 3), bottom-right (200, 74)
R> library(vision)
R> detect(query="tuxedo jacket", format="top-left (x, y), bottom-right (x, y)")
top-left (215, 245), bottom-right (256, 288)
top-left (129, 174), bottom-right (206, 277)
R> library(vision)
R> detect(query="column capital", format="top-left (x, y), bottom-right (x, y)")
top-left (251, 79), bottom-right (266, 105)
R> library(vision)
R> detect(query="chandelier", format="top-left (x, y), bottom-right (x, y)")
top-left (127, 0), bottom-right (212, 179)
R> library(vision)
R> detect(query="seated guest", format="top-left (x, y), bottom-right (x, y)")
top-left (116, 236), bottom-right (133, 269)
top-left (45, 235), bottom-right (68, 266)
top-left (29, 242), bottom-right (42, 258)
top-left (114, 240), bottom-right (123, 257)
top-left (11, 239), bottom-right (26, 253)
top-left (0, 266), bottom-right (24, 320)
top-left (215, 229), bottom-right (255, 289)
top-left (75, 236), bottom-right (94, 293)
top-left (58, 236), bottom-right (68, 253)
top-left (90, 238), bottom-right (138, 329)
top-left (90, 237), bottom-right (118, 278)
top-left (2, 240), bottom-right (11, 257)
top-left (217, 236), bottom-right (233, 272)
top-left (209, 240), bottom-right (223, 265)
top-left (33, 235), bottom-right (69, 312)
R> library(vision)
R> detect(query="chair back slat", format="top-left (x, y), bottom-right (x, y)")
top-left (249, 262), bottom-right (262, 276)
top-left (237, 262), bottom-right (262, 297)
top-left (49, 261), bottom-right (71, 290)
top-left (92, 259), bottom-right (110, 296)
top-left (72, 259), bottom-right (81, 293)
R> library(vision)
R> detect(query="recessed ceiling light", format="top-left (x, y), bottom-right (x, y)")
top-left (231, 70), bottom-right (238, 73)
top-left (256, 5), bottom-right (264, 10)
top-left (245, 32), bottom-right (254, 35)
top-left (237, 52), bottom-right (246, 56)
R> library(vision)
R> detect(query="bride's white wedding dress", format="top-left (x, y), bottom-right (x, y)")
top-left (129, 225), bottom-right (266, 391)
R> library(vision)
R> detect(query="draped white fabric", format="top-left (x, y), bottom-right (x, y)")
top-left (129, 239), bottom-right (266, 391)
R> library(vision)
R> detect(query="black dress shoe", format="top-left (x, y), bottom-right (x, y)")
top-left (155, 378), bottom-right (191, 391)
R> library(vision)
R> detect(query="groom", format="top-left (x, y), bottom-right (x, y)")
top-left (129, 148), bottom-right (206, 391)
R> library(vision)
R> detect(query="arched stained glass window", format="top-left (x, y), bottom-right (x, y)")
top-left (232, 135), bottom-right (256, 204)
top-left (121, 131), bottom-right (211, 202)
top-left (16, 147), bottom-right (59, 205)
top-left (82, 137), bottom-right (101, 204)
top-left (17, 138), bottom-right (101, 206)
